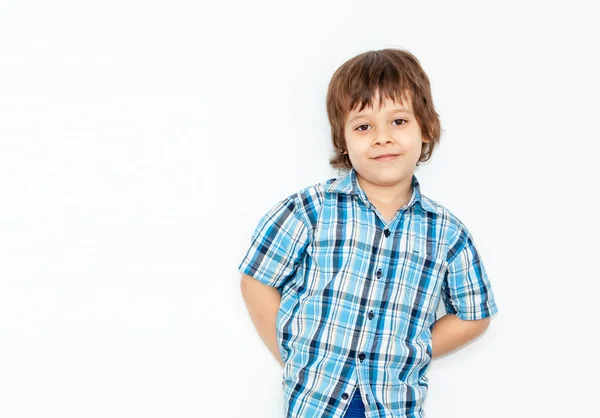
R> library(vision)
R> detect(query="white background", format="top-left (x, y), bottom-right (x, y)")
top-left (1, 1), bottom-right (599, 417)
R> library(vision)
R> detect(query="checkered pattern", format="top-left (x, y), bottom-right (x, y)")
top-left (238, 167), bottom-right (498, 417)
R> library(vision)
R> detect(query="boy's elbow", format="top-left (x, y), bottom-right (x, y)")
top-left (240, 273), bottom-right (275, 293)
top-left (472, 316), bottom-right (491, 333)
top-left (240, 273), bottom-right (254, 291)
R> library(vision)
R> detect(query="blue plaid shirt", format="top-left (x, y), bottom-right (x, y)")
top-left (238, 167), bottom-right (498, 417)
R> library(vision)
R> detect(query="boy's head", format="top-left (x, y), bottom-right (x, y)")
top-left (326, 49), bottom-right (441, 183)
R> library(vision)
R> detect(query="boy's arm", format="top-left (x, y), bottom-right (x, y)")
top-left (432, 223), bottom-right (498, 359)
top-left (240, 273), bottom-right (284, 367)
top-left (431, 314), bottom-right (490, 358)
top-left (236, 194), bottom-right (310, 368)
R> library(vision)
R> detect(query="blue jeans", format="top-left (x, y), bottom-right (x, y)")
top-left (342, 386), bottom-right (366, 417)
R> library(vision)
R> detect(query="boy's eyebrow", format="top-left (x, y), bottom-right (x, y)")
top-left (347, 107), bottom-right (414, 124)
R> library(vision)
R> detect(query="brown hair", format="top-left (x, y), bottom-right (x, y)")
top-left (326, 48), bottom-right (442, 172)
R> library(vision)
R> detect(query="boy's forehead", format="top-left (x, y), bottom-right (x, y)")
top-left (346, 90), bottom-right (414, 118)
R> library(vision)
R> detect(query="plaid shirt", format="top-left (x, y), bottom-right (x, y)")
top-left (238, 167), bottom-right (498, 418)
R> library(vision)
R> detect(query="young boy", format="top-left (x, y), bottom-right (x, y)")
top-left (238, 48), bottom-right (498, 418)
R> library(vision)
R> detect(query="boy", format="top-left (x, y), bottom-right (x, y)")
top-left (238, 48), bottom-right (498, 418)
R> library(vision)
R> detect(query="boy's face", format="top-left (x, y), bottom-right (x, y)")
top-left (343, 90), bottom-right (427, 198)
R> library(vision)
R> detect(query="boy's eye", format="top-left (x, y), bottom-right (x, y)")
top-left (355, 119), bottom-right (408, 131)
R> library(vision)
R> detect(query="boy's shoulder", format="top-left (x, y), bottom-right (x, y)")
top-left (419, 194), bottom-right (466, 235)
top-left (289, 175), bottom-right (348, 210)
top-left (269, 176), bottom-right (344, 232)
top-left (420, 194), bottom-right (480, 248)
top-left (281, 178), bottom-right (335, 226)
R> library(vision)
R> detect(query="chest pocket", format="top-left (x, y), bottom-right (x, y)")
top-left (389, 249), bottom-right (448, 316)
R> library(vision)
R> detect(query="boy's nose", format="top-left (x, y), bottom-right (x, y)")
top-left (374, 131), bottom-right (395, 146)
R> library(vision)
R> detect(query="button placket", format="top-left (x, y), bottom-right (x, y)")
top-left (353, 217), bottom-right (390, 404)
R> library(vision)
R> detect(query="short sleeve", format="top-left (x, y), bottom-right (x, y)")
top-left (441, 225), bottom-right (498, 320)
top-left (238, 195), bottom-right (310, 289)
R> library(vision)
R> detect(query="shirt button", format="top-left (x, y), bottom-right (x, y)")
top-left (384, 229), bottom-right (390, 237)
top-left (376, 269), bottom-right (382, 278)
top-left (342, 393), bottom-right (349, 400)
top-left (368, 311), bottom-right (374, 320)
top-left (358, 352), bottom-right (366, 361)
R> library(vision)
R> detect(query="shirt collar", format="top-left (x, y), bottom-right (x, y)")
top-left (326, 166), bottom-right (438, 214)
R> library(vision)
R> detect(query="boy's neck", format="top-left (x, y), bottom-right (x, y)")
top-left (356, 172), bottom-right (414, 208)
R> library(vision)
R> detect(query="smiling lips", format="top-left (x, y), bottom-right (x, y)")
top-left (374, 153), bottom-right (399, 161)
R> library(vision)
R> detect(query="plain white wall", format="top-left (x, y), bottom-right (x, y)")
top-left (1, 1), bottom-right (598, 417)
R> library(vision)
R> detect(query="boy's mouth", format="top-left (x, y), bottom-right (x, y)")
top-left (373, 153), bottom-right (399, 161)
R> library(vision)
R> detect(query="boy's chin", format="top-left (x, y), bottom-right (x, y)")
top-left (359, 170), bottom-right (414, 187)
